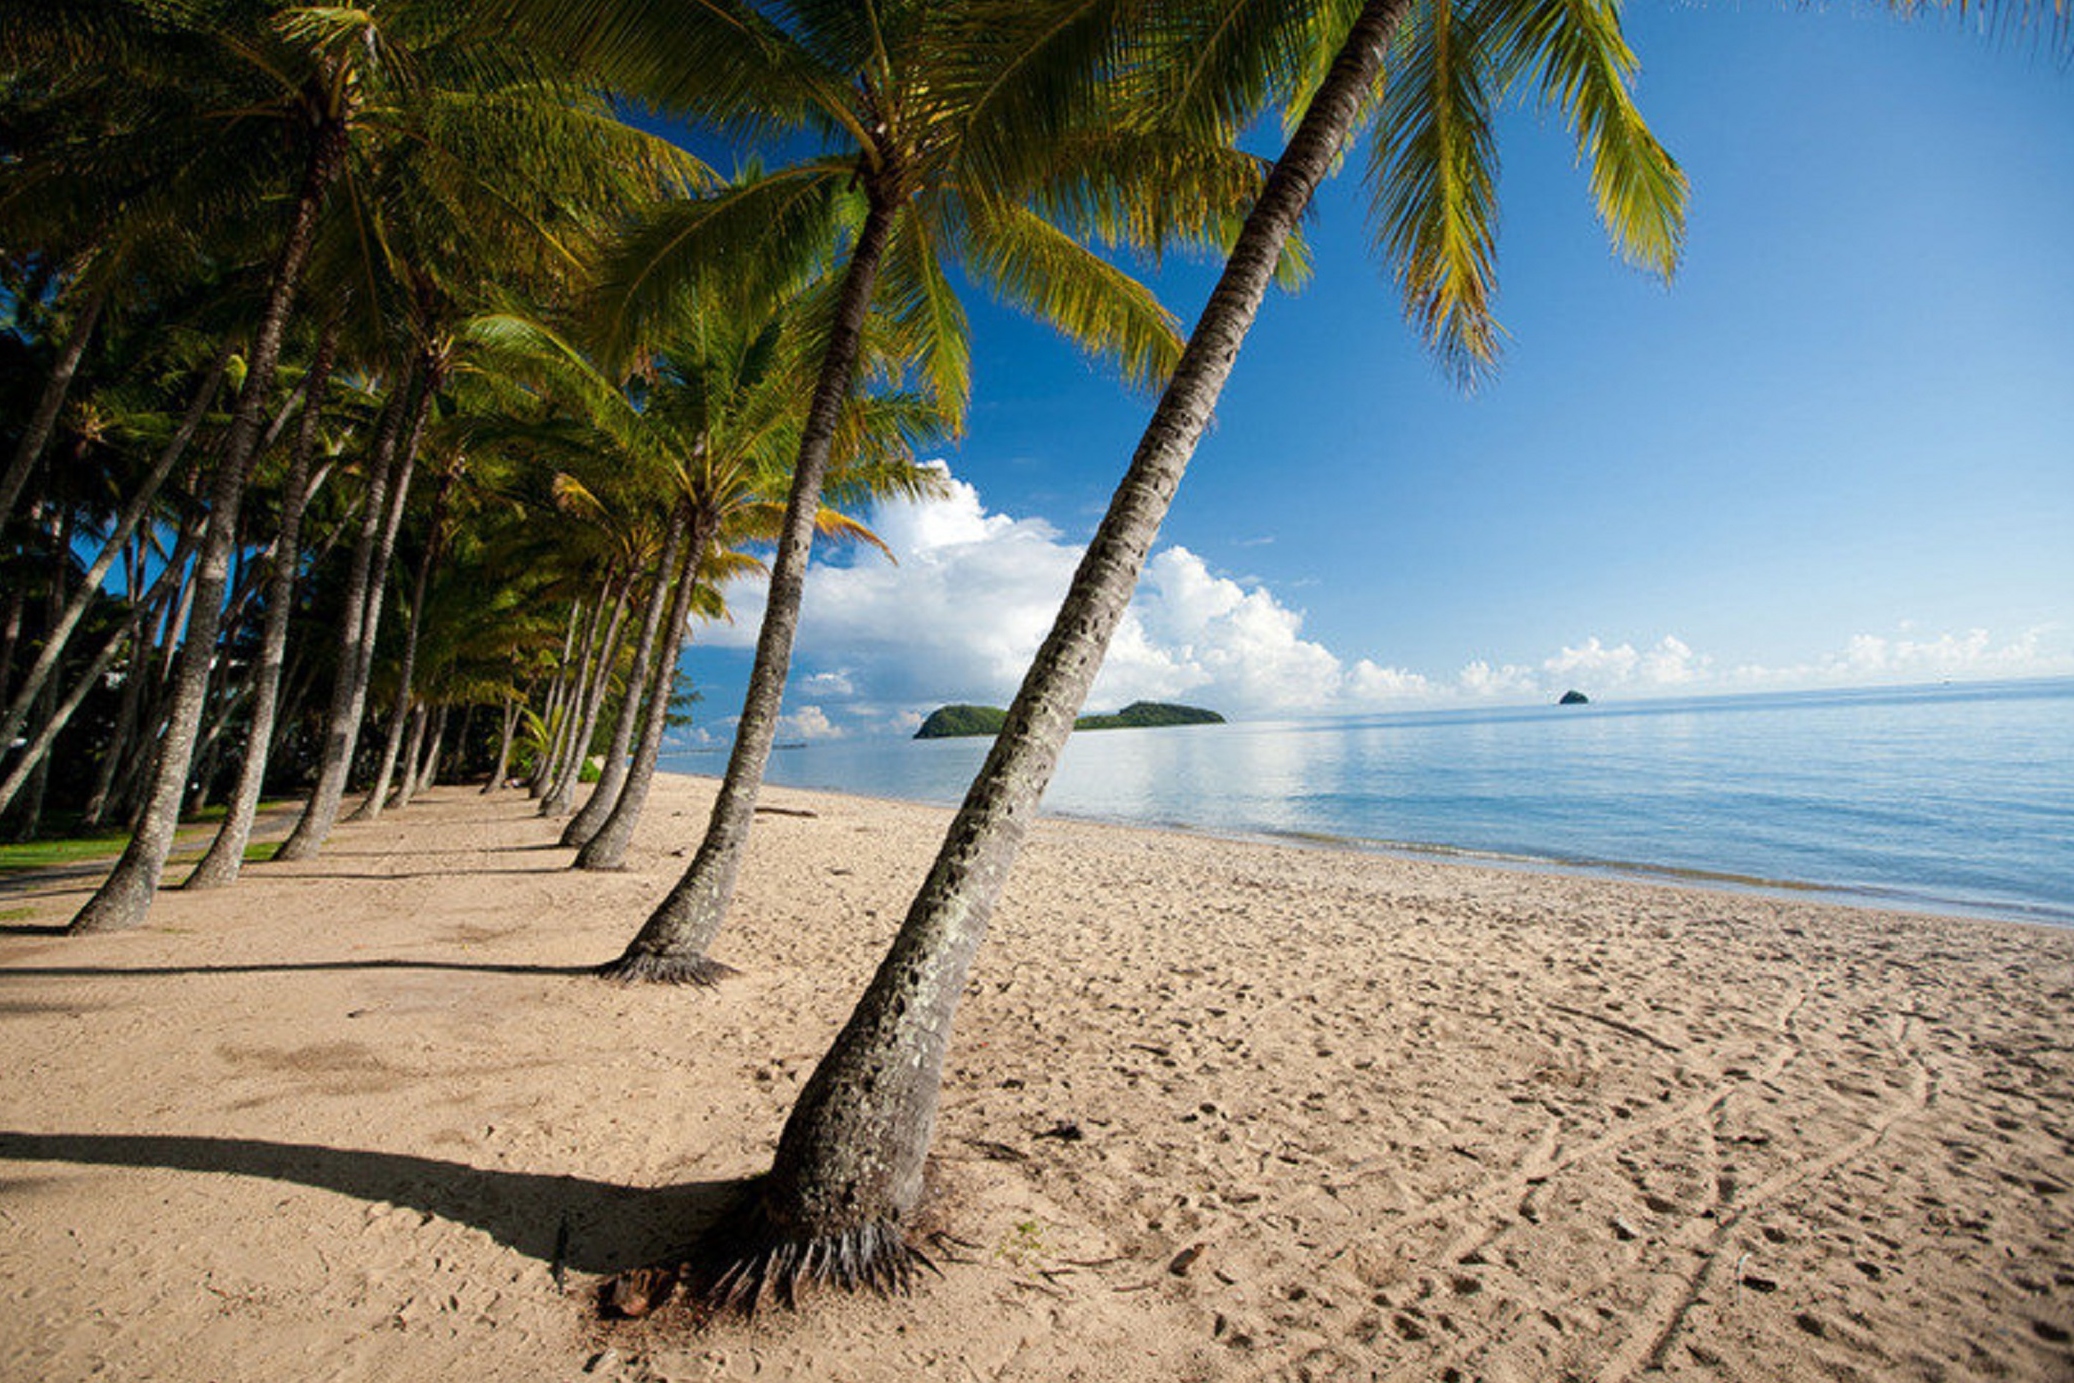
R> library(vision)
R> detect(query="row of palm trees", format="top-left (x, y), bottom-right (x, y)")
top-left (7, 0), bottom-right (2036, 1316)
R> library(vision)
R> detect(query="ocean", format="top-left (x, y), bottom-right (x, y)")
top-left (662, 677), bottom-right (2074, 927)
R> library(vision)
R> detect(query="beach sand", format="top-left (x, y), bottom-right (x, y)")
top-left (2, 775), bottom-right (2070, 1381)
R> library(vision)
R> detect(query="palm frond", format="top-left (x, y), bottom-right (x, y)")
top-left (874, 212), bottom-right (973, 427)
top-left (960, 197), bottom-right (1183, 390)
top-left (1371, 0), bottom-right (1504, 383)
top-left (1481, 0), bottom-right (1684, 280)
top-left (588, 162), bottom-right (856, 365)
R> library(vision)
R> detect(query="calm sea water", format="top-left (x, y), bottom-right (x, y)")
top-left (662, 678), bottom-right (2074, 927)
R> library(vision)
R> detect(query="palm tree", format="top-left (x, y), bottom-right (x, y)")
top-left (261, 8), bottom-right (710, 861)
top-left (456, 295), bottom-right (948, 868)
top-left (686, 0), bottom-right (1690, 1307)
top-left (68, 3), bottom-right (369, 932)
top-left (527, 0), bottom-right (1276, 983)
top-left (183, 315), bottom-right (343, 887)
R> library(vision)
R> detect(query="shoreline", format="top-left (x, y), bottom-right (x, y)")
top-left (663, 765), bottom-right (2074, 933)
top-left (4, 775), bottom-right (2072, 1381)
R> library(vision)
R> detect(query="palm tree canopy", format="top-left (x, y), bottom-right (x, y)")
top-left (498, 0), bottom-right (1302, 419)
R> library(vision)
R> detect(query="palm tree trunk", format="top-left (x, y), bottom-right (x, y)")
top-left (602, 196), bottom-right (899, 982)
top-left (412, 703), bottom-right (447, 795)
top-left (0, 581), bottom-right (24, 708)
top-left (0, 340), bottom-right (230, 755)
top-left (275, 361), bottom-right (429, 859)
top-left (8, 671), bottom-right (58, 842)
top-left (80, 623), bottom-right (140, 827)
top-left (0, 555), bottom-right (172, 819)
top-left (698, 0), bottom-right (1407, 1299)
top-left (84, 536), bottom-right (159, 829)
top-left (543, 579), bottom-right (631, 817)
top-left (530, 596), bottom-right (594, 797)
top-left (350, 451), bottom-right (452, 824)
top-left (6, 503), bottom-right (68, 842)
top-left (562, 498), bottom-right (691, 848)
top-left (537, 583), bottom-right (613, 801)
top-left (0, 281), bottom-right (106, 527)
top-left (485, 694), bottom-right (522, 792)
top-left (185, 317), bottom-right (338, 887)
top-left (389, 702), bottom-right (429, 809)
top-left (183, 513), bottom-right (273, 817)
top-left (69, 111), bottom-right (352, 933)
top-left (577, 509), bottom-right (712, 874)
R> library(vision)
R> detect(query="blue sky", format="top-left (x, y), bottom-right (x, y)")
top-left (679, 4), bottom-right (2074, 743)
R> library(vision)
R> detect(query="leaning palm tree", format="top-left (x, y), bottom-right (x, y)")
top-left (674, 0), bottom-right (1691, 1307)
top-left (528, 0), bottom-right (1281, 983)
top-left (68, 2), bottom-right (371, 932)
top-left (265, 13), bottom-right (709, 862)
top-left (458, 293), bottom-right (951, 867)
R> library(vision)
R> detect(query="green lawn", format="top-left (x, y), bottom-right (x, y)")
top-left (0, 805), bottom-right (292, 874)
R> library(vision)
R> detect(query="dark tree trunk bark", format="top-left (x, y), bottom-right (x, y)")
top-left (562, 499), bottom-right (691, 849)
top-left (602, 196), bottom-right (899, 983)
top-left (186, 317), bottom-right (338, 887)
top-left (698, 0), bottom-right (1407, 1302)
top-left (6, 503), bottom-right (68, 842)
top-left (578, 510), bottom-right (712, 876)
top-left (69, 110), bottom-right (351, 932)
top-left (0, 580), bottom-right (23, 710)
top-left (276, 357), bottom-right (431, 859)
top-left (0, 281), bottom-right (106, 527)
top-left (441, 702), bottom-right (469, 786)
top-left (8, 670), bottom-right (57, 842)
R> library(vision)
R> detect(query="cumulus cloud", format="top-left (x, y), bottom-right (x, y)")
top-left (693, 463), bottom-right (2071, 737)
top-left (777, 706), bottom-right (843, 741)
top-left (1543, 635), bottom-right (1709, 691)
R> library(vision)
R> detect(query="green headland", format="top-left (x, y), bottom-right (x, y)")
top-left (914, 701), bottom-right (1225, 740)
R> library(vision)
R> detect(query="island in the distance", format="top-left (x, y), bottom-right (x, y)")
top-left (914, 700), bottom-right (1226, 740)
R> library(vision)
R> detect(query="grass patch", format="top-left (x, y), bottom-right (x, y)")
top-left (0, 809), bottom-right (292, 875)
top-left (244, 840), bottom-right (282, 863)
top-left (0, 831), bottom-right (132, 873)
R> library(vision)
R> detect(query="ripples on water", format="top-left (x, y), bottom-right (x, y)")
top-left (662, 678), bottom-right (2074, 927)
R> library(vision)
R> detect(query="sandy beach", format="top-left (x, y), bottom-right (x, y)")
top-left (2, 773), bottom-right (2070, 1382)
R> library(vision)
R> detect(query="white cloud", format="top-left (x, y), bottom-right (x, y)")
top-left (1347, 660), bottom-right (1435, 701)
top-left (1724, 624), bottom-right (2074, 690)
top-left (1455, 659), bottom-right (1539, 700)
top-left (691, 464), bottom-right (2073, 736)
top-left (777, 706), bottom-right (843, 741)
top-left (801, 670), bottom-right (856, 697)
top-left (1543, 635), bottom-right (1709, 691)
top-left (1110, 548), bottom-right (1344, 713)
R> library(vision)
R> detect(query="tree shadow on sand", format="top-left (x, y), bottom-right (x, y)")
top-left (0, 1130), bottom-right (745, 1275)
top-left (0, 958), bottom-right (603, 978)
